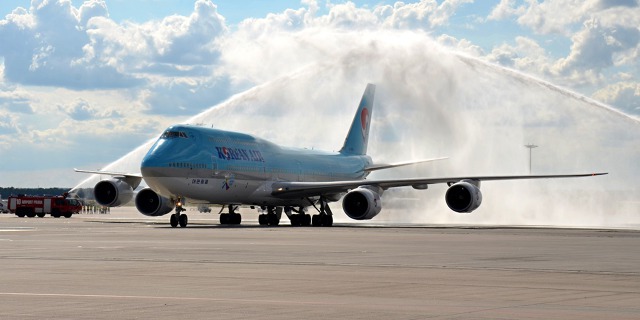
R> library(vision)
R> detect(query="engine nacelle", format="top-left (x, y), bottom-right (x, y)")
top-left (445, 180), bottom-right (483, 213)
top-left (94, 179), bottom-right (134, 207)
top-left (342, 187), bottom-right (382, 220)
top-left (135, 188), bottom-right (175, 217)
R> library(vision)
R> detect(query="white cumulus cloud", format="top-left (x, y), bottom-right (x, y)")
top-left (593, 81), bottom-right (640, 115)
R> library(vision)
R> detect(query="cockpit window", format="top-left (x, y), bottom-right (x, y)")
top-left (162, 131), bottom-right (188, 139)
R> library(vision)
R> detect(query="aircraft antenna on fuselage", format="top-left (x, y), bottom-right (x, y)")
top-left (339, 83), bottom-right (376, 156)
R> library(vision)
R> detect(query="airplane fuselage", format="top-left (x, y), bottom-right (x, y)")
top-left (141, 125), bottom-right (373, 207)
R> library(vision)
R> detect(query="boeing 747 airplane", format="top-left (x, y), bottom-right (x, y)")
top-left (76, 84), bottom-right (606, 227)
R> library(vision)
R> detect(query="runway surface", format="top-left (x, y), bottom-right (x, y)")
top-left (0, 208), bottom-right (639, 319)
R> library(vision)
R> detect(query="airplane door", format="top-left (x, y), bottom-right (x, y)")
top-left (187, 164), bottom-right (194, 186)
top-left (211, 156), bottom-right (218, 177)
top-left (212, 155), bottom-right (228, 177)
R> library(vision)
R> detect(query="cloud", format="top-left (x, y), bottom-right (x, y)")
top-left (593, 81), bottom-right (640, 115)
top-left (56, 99), bottom-right (123, 121)
top-left (436, 34), bottom-right (485, 57)
top-left (142, 76), bottom-right (231, 116)
top-left (554, 18), bottom-right (640, 73)
top-left (596, 0), bottom-right (639, 9)
top-left (514, 1), bottom-right (591, 35)
top-left (0, 0), bottom-right (228, 89)
top-left (0, 113), bottom-right (19, 135)
top-left (0, 0), bottom-right (136, 89)
top-left (482, 1), bottom-right (639, 89)
top-left (0, 79), bottom-right (34, 114)
top-left (487, 0), bottom-right (526, 21)
top-left (82, 0), bottom-right (227, 74)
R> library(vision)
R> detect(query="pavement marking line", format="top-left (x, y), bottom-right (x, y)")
top-left (0, 292), bottom-right (349, 307)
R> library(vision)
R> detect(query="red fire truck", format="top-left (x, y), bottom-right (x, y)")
top-left (8, 193), bottom-right (82, 218)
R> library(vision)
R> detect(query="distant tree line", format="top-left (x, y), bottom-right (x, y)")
top-left (0, 187), bottom-right (71, 199)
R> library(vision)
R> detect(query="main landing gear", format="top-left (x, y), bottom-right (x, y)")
top-left (265, 199), bottom-right (333, 227)
top-left (286, 206), bottom-right (311, 226)
top-left (170, 200), bottom-right (188, 228)
top-left (220, 205), bottom-right (242, 225)
top-left (258, 206), bottom-right (282, 226)
top-left (308, 197), bottom-right (333, 227)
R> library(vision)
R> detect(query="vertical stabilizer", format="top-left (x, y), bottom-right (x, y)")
top-left (339, 83), bottom-right (376, 155)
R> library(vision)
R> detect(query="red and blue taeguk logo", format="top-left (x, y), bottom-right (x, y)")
top-left (360, 107), bottom-right (369, 140)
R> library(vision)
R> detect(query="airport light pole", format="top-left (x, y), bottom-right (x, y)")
top-left (524, 144), bottom-right (538, 174)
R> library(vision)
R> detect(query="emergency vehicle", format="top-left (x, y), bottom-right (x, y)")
top-left (8, 193), bottom-right (82, 218)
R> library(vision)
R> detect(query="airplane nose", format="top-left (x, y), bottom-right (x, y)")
top-left (141, 139), bottom-right (168, 172)
top-left (140, 153), bottom-right (154, 170)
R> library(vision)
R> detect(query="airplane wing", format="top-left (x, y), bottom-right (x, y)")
top-left (363, 157), bottom-right (448, 172)
top-left (74, 169), bottom-right (143, 189)
top-left (271, 173), bottom-right (608, 199)
top-left (74, 169), bottom-right (143, 178)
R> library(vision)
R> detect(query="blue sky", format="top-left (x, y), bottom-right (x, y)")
top-left (1, 0), bottom-right (639, 187)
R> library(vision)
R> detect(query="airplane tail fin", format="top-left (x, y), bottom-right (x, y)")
top-left (339, 83), bottom-right (376, 155)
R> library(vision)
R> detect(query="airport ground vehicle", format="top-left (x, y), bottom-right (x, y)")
top-left (0, 201), bottom-right (8, 213)
top-left (8, 193), bottom-right (82, 218)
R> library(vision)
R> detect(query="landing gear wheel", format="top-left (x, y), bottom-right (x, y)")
top-left (312, 214), bottom-right (333, 227)
top-left (220, 205), bottom-right (242, 225)
top-left (261, 207), bottom-right (281, 226)
top-left (170, 214), bottom-right (179, 228)
top-left (309, 197), bottom-right (334, 227)
top-left (220, 213), bottom-right (241, 225)
top-left (179, 214), bottom-right (188, 228)
top-left (289, 214), bottom-right (300, 226)
top-left (324, 215), bottom-right (333, 227)
top-left (268, 213), bottom-right (280, 226)
top-left (289, 213), bottom-right (311, 226)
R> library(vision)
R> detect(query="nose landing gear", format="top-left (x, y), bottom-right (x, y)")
top-left (170, 198), bottom-right (188, 228)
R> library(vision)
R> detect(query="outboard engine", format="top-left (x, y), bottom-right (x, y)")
top-left (135, 188), bottom-right (174, 217)
top-left (445, 180), bottom-right (483, 213)
top-left (342, 186), bottom-right (382, 220)
top-left (94, 179), bottom-right (134, 207)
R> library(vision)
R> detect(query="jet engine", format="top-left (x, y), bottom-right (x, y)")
top-left (135, 188), bottom-right (175, 217)
top-left (342, 187), bottom-right (382, 220)
top-left (445, 180), bottom-right (483, 213)
top-left (94, 179), bottom-right (134, 207)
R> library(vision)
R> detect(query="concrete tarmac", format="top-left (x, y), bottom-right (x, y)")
top-left (0, 208), bottom-right (639, 319)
